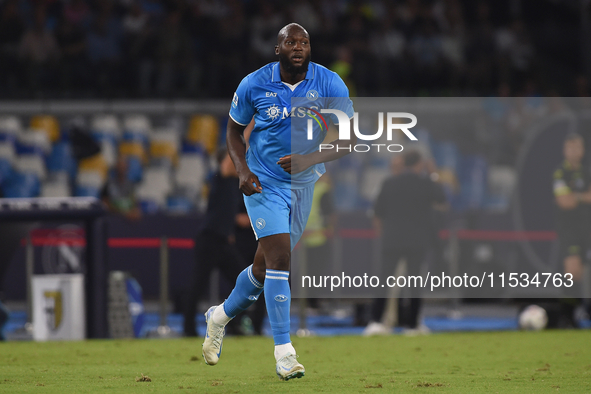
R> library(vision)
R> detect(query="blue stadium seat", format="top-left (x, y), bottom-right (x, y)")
top-left (2, 172), bottom-right (40, 198)
top-left (457, 155), bottom-right (488, 210)
top-left (166, 196), bottom-right (194, 213)
top-left (139, 199), bottom-right (159, 214)
top-left (74, 185), bottom-right (101, 198)
top-left (431, 141), bottom-right (460, 172)
top-left (0, 158), bottom-right (13, 185)
top-left (181, 140), bottom-right (207, 155)
top-left (126, 156), bottom-right (143, 183)
top-left (47, 141), bottom-right (77, 179)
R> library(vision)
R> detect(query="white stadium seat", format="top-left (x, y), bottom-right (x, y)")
top-left (14, 154), bottom-right (47, 181)
top-left (0, 142), bottom-right (16, 163)
top-left (175, 154), bottom-right (207, 192)
top-left (91, 114), bottom-right (121, 139)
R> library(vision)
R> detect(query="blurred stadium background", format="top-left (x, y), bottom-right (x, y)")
top-left (1, 0), bottom-right (591, 342)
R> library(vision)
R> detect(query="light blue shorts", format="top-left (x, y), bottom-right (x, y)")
top-left (243, 184), bottom-right (314, 250)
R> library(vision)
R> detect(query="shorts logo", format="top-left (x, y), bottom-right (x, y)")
top-left (248, 295), bottom-right (259, 301)
top-left (266, 104), bottom-right (281, 120)
top-left (274, 294), bottom-right (288, 302)
top-left (255, 218), bottom-right (266, 230)
top-left (306, 90), bottom-right (319, 101)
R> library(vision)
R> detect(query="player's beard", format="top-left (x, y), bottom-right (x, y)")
top-left (279, 52), bottom-right (311, 76)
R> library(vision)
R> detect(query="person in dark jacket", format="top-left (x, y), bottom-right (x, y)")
top-left (364, 150), bottom-right (447, 335)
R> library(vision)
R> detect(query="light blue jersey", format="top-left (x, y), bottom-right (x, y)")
top-left (229, 61), bottom-right (354, 189)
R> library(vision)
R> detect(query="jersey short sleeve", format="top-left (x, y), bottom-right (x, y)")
top-left (553, 169), bottom-right (570, 196)
top-left (229, 75), bottom-right (255, 126)
top-left (327, 74), bottom-right (355, 125)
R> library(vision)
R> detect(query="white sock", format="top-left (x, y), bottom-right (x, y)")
top-left (211, 303), bottom-right (232, 326)
top-left (274, 342), bottom-right (296, 361)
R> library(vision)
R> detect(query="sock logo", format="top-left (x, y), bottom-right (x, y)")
top-left (248, 295), bottom-right (259, 301)
top-left (274, 294), bottom-right (288, 302)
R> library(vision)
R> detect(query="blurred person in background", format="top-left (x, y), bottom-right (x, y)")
top-left (0, 0), bottom-right (26, 93)
top-left (364, 150), bottom-right (447, 335)
top-left (86, 11), bottom-right (122, 93)
top-left (18, 6), bottom-right (60, 92)
top-left (101, 155), bottom-right (141, 220)
top-left (155, 10), bottom-right (195, 95)
top-left (301, 173), bottom-right (335, 313)
top-left (183, 147), bottom-right (246, 337)
top-left (553, 133), bottom-right (591, 327)
top-left (55, 16), bottom-right (87, 91)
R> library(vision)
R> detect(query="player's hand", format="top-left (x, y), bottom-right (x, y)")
top-left (277, 154), bottom-right (313, 174)
top-left (238, 170), bottom-right (262, 195)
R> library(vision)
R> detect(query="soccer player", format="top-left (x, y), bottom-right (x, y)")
top-left (553, 133), bottom-right (591, 326)
top-left (201, 23), bottom-right (354, 380)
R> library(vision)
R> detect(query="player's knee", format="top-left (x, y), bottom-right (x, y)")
top-left (252, 263), bottom-right (266, 283)
top-left (266, 251), bottom-right (291, 271)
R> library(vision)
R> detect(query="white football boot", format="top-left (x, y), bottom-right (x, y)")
top-left (275, 353), bottom-right (305, 381)
top-left (202, 305), bottom-right (225, 365)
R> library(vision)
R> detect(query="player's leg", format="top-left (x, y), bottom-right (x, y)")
top-left (217, 244), bottom-right (265, 323)
top-left (259, 233), bottom-right (305, 380)
top-left (202, 244), bottom-right (265, 365)
top-left (262, 186), bottom-right (315, 379)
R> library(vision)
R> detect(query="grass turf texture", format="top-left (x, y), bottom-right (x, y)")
top-left (0, 331), bottom-right (590, 393)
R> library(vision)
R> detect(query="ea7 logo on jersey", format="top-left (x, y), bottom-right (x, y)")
top-left (232, 92), bottom-right (239, 108)
top-left (266, 92), bottom-right (277, 97)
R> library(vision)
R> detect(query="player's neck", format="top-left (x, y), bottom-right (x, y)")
top-left (279, 68), bottom-right (306, 85)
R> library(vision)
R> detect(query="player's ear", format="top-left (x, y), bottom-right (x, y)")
top-left (275, 45), bottom-right (279, 55)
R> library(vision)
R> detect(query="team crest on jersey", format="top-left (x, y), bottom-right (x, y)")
top-left (266, 105), bottom-right (281, 120)
top-left (255, 218), bottom-right (266, 229)
top-left (306, 89), bottom-right (319, 101)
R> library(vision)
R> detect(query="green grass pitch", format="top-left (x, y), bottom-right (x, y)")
top-left (1, 331), bottom-right (590, 393)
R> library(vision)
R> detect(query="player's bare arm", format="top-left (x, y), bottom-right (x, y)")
top-left (227, 118), bottom-right (262, 195)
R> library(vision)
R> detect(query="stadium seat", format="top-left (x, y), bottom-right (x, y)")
top-left (431, 141), bottom-right (460, 172)
top-left (149, 128), bottom-right (179, 167)
top-left (119, 141), bottom-right (146, 162)
top-left (30, 115), bottom-right (60, 143)
top-left (135, 167), bottom-right (172, 209)
top-left (0, 142), bottom-right (16, 164)
top-left (75, 169), bottom-right (104, 198)
top-left (174, 153), bottom-right (207, 198)
top-left (14, 154), bottom-right (47, 181)
top-left (16, 129), bottom-right (51, 156)
top-left (125, 156), bottom-right (144, 183)
top-left (187, 115), bottom-right (219, 155)
top-left (78, 154), bottom-right (109, 182)
top-left (2, 172), bottom-right (40, 198)
top-left (166, 195), bottom-right (194, 213)
top-left (99, 139), bottom-right (118, 168)
top-left (0, 116), bottom-right (22, 143)
top-left (47, 141), bottom-right (77, 179)
top-left (74, 185), bottom-right (101, 198)
top-left (0, 158), bottom-right (12, 185)
top-left (458, 155), bottom-right (488, 210)
top-left (123, 114), bottom-right (151, 143)
top-left (41, 179), bottom-right (70, 197)
top-left (91, 114), bottom-right (121, 140)
top-left (359, 167), bottom-right (390, 202)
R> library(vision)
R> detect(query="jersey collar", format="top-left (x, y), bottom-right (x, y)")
top-left (271, 62), bottom-right (315, 83)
